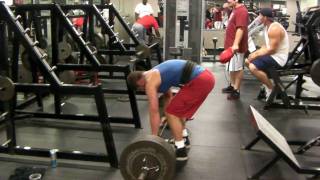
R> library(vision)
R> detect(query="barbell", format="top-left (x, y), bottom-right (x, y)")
top-left (119, 135), bottom-right (176, 180)
top-left (0, 76), bottom-right (15, 101)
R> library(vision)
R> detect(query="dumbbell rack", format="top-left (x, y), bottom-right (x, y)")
top-left (12, 4), bottom-right (142, 129)
top-left (0, 2), bottom-right (119, 168)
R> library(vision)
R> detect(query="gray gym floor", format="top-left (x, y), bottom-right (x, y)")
top-left (1, 62), bottom-right (320, 180)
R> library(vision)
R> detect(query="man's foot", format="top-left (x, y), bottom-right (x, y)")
top-left (257, 86), bottom-right (266, 100)
top-left (222, 85), bottom-right (234, 93)
top-left (265, 88), bottom-right (272, 102)
top-left (227, 90), bottom-right (240, 100)
top-left (175, 146), bottom-right (188, 161)
top-left (166, 137), bottom-right (191, 149)
top-left (184, 136), bottom-right (191, 149)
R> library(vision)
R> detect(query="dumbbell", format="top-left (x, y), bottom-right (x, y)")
top-left (0, 76), bottom-right (15, 101)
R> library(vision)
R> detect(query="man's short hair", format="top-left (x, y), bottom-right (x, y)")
top-left (127, 71), bottom-right (144, 90)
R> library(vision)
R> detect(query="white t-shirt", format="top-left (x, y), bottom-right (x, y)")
top-left (264, 22), bottom-right (289, 67)
top-left (135, 3), bottom-right (154, 18)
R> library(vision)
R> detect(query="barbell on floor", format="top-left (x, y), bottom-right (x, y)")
top-left (0, 76), bottom-right (15, 101)
top-left (119, 135), bottom-right (176, 180)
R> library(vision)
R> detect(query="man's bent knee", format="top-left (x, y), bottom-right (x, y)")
top-left (248, 63), bottom-right (258, 73)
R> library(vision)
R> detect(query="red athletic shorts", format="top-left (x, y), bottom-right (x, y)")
top-left (166, 69), bottom-right (215, 119)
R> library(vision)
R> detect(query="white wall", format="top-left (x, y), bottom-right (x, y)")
top-left (300, 0), bottom-right (318, 10)
top-left (287, 0), bottom-right (298, 32)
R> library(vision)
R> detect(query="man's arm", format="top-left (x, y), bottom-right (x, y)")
top-left (248, 25), bottom-right (283, 62)
top-left (162, 89), bottom-right (173, 115)
top-left (152, 17), bottom-right (160, 37)
top-left (155, 29), bottom-right (160, 37)
top-left (145, 71), bottom-right (161, 135)
top-left (232, 27), bottom-right (244, 52)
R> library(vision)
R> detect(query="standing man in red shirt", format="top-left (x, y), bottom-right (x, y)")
top-left (132, 15), bottom-right (161, 44)
top-left (222, 0), bottom-right (248, 100)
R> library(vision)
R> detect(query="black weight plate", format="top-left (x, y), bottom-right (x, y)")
top-left (120, 135), bottom-right (176, 180)
top-left (94, 33), bottom-right (106, 49)
top-left (311, 59), bottom-right (320, 87)
top-left (0, 76), bottom-right (15, 101)
top-left (21, 48), bottom-right (49, 71)
top-left (60, 70), bottom-right (76, 84)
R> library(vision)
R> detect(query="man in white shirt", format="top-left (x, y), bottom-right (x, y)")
top-left (135, 0), bottom-right (154, 20)
top-left (245, 8), bottom-right (289, 100)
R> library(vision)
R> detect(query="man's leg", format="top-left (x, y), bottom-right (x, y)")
top-left (233, 70), bottom-right (244, 91)
top-left (248, 63), bottom-right (273, 89)
top-left (166, 113), bottom-right (188, 161)
top-left (230, 71), bottom-right (236, 87)
top-left (166, 113), bottom-right (184, 142)
top-left (227, 53), bottom-right (244, 100)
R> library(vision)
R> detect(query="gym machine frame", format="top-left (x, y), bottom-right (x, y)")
top-left (0, 2), bottom-right (119, 167)
top-left (12, 4), bottom-right (144, 128)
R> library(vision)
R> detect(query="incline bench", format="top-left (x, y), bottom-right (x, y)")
top-left (243, 106), bottom-right (320, 179)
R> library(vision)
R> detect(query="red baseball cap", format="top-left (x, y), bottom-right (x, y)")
top-left (219, 47), bottom-right (234, 64)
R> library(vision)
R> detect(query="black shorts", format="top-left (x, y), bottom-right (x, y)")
top-left (252, 55), bottom-right (281, 76)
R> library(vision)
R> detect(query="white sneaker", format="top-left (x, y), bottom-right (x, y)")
top-left (265, 88), bottom-right (272, 101)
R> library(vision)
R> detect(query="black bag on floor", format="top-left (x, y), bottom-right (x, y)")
top-left (9, 166), bottom-right (46, 180)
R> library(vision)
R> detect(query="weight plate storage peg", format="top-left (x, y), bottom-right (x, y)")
top-left (120, 135), bottom-right (176, 180)
top-left (21, 48), bottom-right (48, 70)
top-left (0, 76), bottom-right (15, 101)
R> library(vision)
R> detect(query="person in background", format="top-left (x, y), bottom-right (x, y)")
top-left (205, 7), bottom-right (213, 29)
top-left (135, 0), bottom-right (154, 20)
top-left (222, 2), bottom-right (232, 28)
top-left (222, 0), bottom-right (249, 100)
top-left (213, 4), bottom-right (223, 29)
top-left (245, 8), bottom-right (289, 100)
top-left (132, 15), bottom-right (160, 44)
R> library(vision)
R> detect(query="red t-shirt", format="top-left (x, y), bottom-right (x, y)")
top-left (224, 5), bottom-right (249, 53)
top-left (214, 9), bottom-right (222, 21)
top-left (137, 15), bottom-right (159, 31)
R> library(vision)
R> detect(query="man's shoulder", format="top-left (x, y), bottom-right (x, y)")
top-left (269, 22), bottom-right (284, 32)
top-left (268, 23), bottom-right (285, 37)
top-left (235, 5), bottom-right (248, 14)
